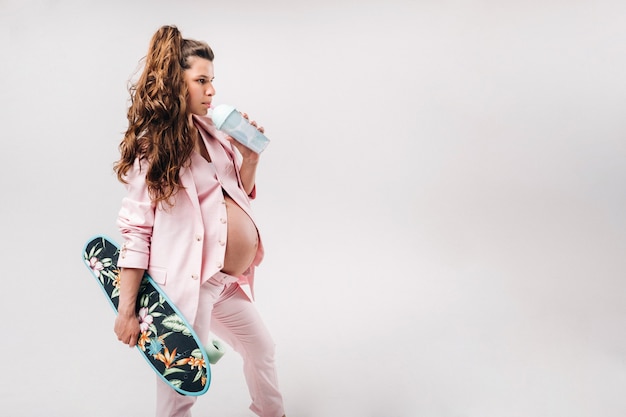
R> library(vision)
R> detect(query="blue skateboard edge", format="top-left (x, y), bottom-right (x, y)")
top-left (82, 234), bottom-right (211, 396)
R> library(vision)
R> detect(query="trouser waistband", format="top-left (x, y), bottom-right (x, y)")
top-left (209, 270), bottom-right (239, 284)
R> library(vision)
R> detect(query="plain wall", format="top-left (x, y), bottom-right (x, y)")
top-left (1, 0), bottom-right (625, 416)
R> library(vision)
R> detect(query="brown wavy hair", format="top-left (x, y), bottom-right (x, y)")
top-left (114, 25), bottom-right (214, 205)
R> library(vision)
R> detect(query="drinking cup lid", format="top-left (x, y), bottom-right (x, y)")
top-left (211, 104), bottom-right (236, 129)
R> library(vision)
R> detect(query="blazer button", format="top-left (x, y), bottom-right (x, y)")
top-left (191, 274), bottom-right (199, 280)
top-left (195, 234), bottom-right (202, 242)
top-left (216, 262), bottom-right (223, 269)
top-left (219, 240), bottom-right (225, 246)
top-left (220, 217), bottom-right (226, 224)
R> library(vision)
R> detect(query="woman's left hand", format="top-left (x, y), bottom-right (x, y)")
top-left (226, 112), bottom-right (262, 163)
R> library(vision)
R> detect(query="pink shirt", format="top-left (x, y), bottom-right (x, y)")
top-left (189, 157), bottom-right (228, 283)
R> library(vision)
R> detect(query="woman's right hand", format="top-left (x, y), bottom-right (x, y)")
top-left (114, 310), bottom-right (141, 347)
top-left (114, 267), bottom-right (145, 347)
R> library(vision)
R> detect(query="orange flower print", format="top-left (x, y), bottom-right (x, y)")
top-left (112, 270), bottom-right (121, 288)
top-left (154, 347), bottom-right (178, 369)
top-left (175, 356), bottom-right (206, 370)
top-left (175, 357), bottom-right (191, 366)
top-left (138, 331), bottom-right (152, 351)
top-left (188, 357), bottom-right (206, 370)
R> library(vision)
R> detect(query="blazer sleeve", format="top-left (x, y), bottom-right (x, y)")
top-left (116, 158), bottom-right (155, 270)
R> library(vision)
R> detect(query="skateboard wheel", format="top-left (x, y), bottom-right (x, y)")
top-left (206, 339), bottom-right (226, 364)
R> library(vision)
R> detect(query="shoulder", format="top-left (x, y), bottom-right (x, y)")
top-left (122, 157), bottom-right (149, 183)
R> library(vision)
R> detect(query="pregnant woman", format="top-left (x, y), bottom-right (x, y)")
top-left (112, 25), bottom-right (286, 417)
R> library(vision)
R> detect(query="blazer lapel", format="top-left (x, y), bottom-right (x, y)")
top-left (183, 115), bottom-right (230, 214)
top-left (179, 165), bottom-right (201, 214)
top-left (192, 115), bottom-right (237, 161)
top-left (193, 114), bottom-right (246, 188)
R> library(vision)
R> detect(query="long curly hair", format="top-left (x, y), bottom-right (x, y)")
top-left (114, 25), bottom-right (214, 205)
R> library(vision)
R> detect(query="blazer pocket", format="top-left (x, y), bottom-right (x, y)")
top-left (148, 266), bottom-right (167, 285)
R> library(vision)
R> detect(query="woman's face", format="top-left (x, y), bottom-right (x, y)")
top-left (184, 57), bottom-right (215, 117)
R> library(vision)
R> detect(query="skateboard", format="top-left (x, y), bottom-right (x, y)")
top-left (83, 235), bottom-right (224, 396)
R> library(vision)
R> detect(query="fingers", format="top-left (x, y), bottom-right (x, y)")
top-left (128, 335), bottom-right (138, 348)
top-left (240, 111), bottom-right (264, 133)
top-left (249, 120), bottom-right (265, 133)
top-left (120, 331), bottom-right (139, 347)
top-left (114, 316), bottom-right (140, 347)
top-left (116, 329), bottom-right (134, 345)
top-left (123, 329), bottom-right (139, 347)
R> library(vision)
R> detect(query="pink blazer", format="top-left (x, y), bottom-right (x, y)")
top-left (116, 115), bottom-right (263, 324)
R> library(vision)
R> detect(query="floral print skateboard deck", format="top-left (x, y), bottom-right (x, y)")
top-left (83, 235), bottom-right (211, 396)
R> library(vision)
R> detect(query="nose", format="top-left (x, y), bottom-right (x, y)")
top-left (206, 82), bottom-right (215, 97)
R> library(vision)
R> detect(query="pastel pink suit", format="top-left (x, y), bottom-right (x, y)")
top-left (116, 115), bottom-right (285, 417)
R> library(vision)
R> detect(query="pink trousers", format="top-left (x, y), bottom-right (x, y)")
top-left (156, 272), bottom-right (285, 417)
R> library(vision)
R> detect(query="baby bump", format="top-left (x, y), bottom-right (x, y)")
top-left (222, 195), bottom-right (258, 276)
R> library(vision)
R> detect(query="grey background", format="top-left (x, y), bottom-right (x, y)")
top-left (1, 0), bottom-right (625, 416)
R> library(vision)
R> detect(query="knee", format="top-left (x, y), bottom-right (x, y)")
top-left (239, 332), bottom-right (276, 363)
